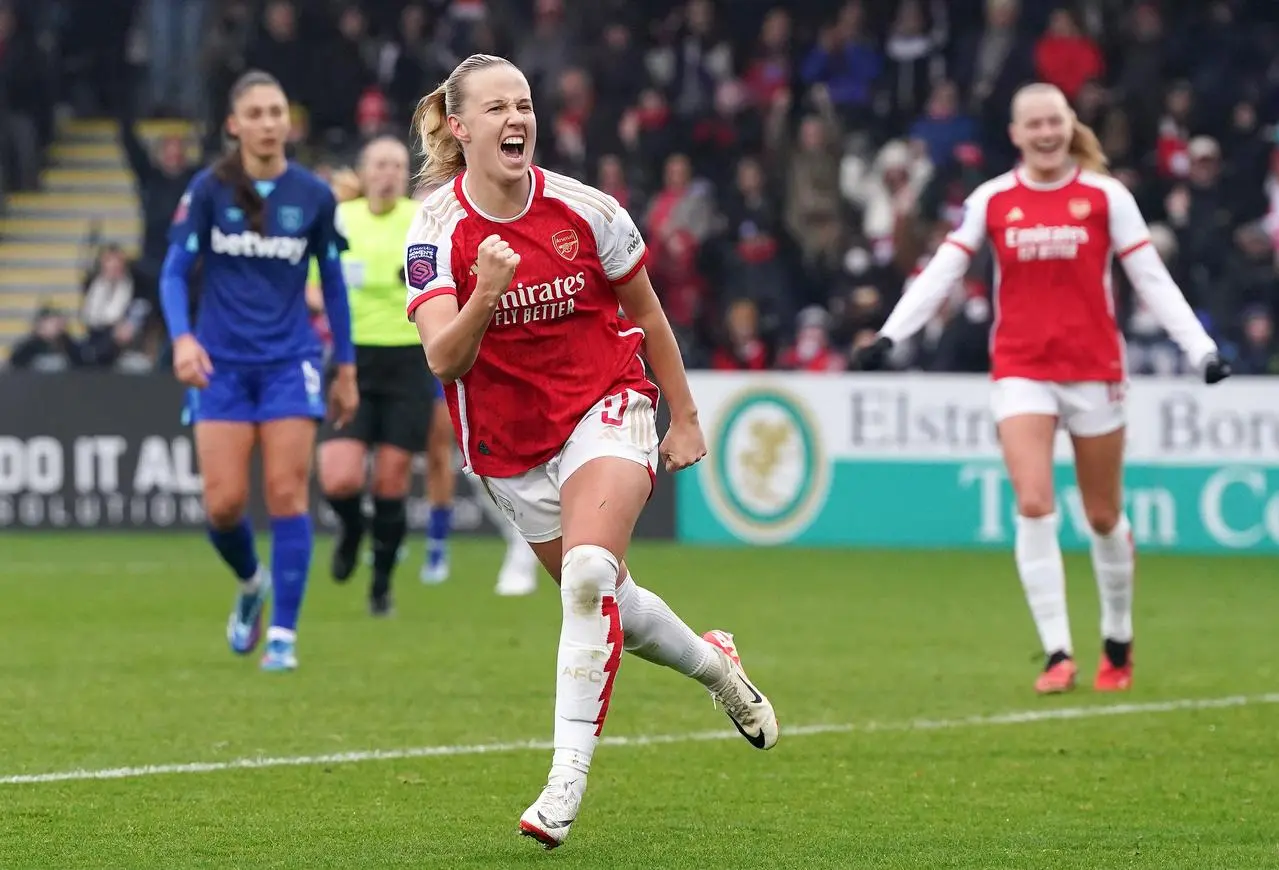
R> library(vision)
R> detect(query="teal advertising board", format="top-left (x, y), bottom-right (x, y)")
top-left (677, 373), bottom-right (1279, 554)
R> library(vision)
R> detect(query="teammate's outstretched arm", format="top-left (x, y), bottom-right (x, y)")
top-left (1106, 183), bottom-right (1231, 383)
top-left (412, 234), bottom-right (517, 381)
top-left (852, 188), bottom-right (989, 370)
top-left (614, 269), bottom-right (706, 472)
top-left (884, 244), bottom-right (971, 339)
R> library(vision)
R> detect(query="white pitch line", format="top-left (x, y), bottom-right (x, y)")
top-left (4, 692), bottom-right (1277, 786)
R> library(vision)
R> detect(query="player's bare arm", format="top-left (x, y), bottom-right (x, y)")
top-left (414, 233), bottom-right (519, 381)
top-left (613, 267), bottom-right (706, 471)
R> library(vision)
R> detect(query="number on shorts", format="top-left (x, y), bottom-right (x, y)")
top-left (301, 360), bottom-right (321, 397)
top-left (1107, 382), bottom-right (1126, 404)
top-left (600, 391), bottom-right (629, 427)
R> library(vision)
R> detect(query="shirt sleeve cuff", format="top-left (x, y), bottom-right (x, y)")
top-left (609, 248), bottom-right (648, 286)
top-left (406, 285), bottom-right (457, 320)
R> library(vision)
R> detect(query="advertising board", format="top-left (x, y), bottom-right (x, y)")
top-left (678, 372), bottom-right (1279, 553)
top-left (0, 373), bottom-right (676, 538)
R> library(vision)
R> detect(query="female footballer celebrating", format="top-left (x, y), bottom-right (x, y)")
top-left (407, 54), bottom-right (778, 848)
top-left (855, 83), bottom-right (1228, 694)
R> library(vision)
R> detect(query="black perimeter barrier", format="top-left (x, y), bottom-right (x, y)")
top-left (0, 372), bottom-right (676, 538)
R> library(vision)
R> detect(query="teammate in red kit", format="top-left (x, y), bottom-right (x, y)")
top-left (404, 54), bottom-right (779, 849)
top-left (853, 83), bottom-right (1231, 695)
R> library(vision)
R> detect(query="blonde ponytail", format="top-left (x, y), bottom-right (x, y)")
top-left (1068, 119), bottom-right (1108, 174)
top-left (413, 84), bottom-right (461, 187)
top-left (412, 54), bottom-right (519, 188)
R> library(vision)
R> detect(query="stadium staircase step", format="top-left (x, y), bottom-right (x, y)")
top-left (0, 117), bottom-right (195, 364)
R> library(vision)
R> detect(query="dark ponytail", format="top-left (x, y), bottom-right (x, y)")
top-left (213, 70), bottom-right (284, 235)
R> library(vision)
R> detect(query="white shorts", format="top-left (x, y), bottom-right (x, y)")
top-left (474, 389), bottom-right (659, 544)
top-left (990, 378), bottom-right (1126, 437)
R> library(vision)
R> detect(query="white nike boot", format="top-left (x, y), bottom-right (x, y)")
top-left (518, 777), bottom-right (586, 849)
top-left (703, 630), bottom-right (780, 750)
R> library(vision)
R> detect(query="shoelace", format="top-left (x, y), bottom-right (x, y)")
top-left (710, 679), bottom-right (755, 727)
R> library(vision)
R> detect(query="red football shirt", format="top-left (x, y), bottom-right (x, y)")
top-left (945, 167), bottom-right (1150, 382)
top-left (880, 167), bottom-right (1216, 379)
top-left (404, 167), bottom-right (657, 477)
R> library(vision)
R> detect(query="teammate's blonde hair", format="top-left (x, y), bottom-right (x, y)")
top-left (1012, 82), bottom-right (1108, 175)
top-left (1067, 120), bottom-right (1108, 174)
top-left (412, 54), bottom-right (518, 188)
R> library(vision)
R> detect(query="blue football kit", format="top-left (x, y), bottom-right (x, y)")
top-left (158, 160), bottom-right (356, 669)
top-left (161, 163), bottom-right (355, 423)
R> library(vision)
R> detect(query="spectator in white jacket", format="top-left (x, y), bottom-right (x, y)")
top-left (842, 138), bottom-right (933, 266)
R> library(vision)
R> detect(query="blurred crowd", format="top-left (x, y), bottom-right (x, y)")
top-left (5, 0), bottom-right (1279, 375)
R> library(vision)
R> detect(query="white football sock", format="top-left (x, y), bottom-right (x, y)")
top-left (1014, 513), bottom-right (1072, 656)
top-left (549, 545), bottom-right (622, 784)
top-left (1090, 514), bottom-right (1134, 643)
top-left (614, 572), bottom-right (726, 687)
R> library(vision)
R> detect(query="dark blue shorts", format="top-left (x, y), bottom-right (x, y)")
top-left (184, 356), bottom-right (326, 425)
top-left (432, 376), bottom-right (445, 401)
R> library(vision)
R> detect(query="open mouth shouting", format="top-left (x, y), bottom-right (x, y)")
top-left (500, 134), bottom-right (526, 166)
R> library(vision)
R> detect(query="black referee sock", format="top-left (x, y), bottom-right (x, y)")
top-left (327, 495), bottom-right (365, 583)
top-left (327, 495), bottom-right (365, 537)
top-left (370, 497), bottom-right (407, 599)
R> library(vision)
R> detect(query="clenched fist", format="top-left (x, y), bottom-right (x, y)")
top-left (475, 234), bottom-right (520, 300)
top-left (660, 415), bottom-right (707, 473)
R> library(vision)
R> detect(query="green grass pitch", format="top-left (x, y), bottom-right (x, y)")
top-left (1, 534), bottom-right (1277, 869)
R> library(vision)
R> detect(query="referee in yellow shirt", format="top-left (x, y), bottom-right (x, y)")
top-left (315, 136), bottom-right (434, 616)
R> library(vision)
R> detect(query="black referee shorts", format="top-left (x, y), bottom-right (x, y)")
top-left (320, 345), bottom-right (440, 453)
